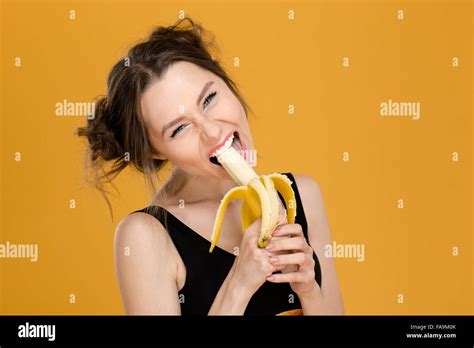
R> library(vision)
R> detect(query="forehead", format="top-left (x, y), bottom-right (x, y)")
top-left (140, 61), bottom-right (213, 127)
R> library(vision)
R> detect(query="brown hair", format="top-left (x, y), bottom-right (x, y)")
top-left (76, 17), bottom-right (253, 222)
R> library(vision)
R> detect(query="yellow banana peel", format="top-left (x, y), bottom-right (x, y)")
top-left (209, 136), bottom-right (297, 252)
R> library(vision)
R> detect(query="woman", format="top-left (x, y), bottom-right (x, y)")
top-left (77, 17), bottom-right (344, 315)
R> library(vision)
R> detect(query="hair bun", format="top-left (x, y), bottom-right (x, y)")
top-left (78, 97), bottom-right (123, 162)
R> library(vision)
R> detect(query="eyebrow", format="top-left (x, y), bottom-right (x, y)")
top-left (196, 81), bottom-right (214, 107)
top-left (161, 81), bottom-right (214, 137)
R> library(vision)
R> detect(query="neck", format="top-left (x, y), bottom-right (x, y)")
top-left (158, 168), bottom-right (237, 206)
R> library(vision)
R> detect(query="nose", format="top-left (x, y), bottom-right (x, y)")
top-left (200, 119), bottom-right (221, 144)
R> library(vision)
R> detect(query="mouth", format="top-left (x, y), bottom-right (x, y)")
top-left (209, 131), bottom-right (244, 167)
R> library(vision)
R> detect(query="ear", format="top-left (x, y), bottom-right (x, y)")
top-left (151, 149), bottom-right (167, 160)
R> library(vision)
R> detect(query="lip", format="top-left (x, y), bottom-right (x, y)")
top-left (207, 130), bottom-right (239, 158)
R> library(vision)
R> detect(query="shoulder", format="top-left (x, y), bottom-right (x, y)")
top-left (291, 173), bottom-right (329, 241)
top-left (291, 173), bottom-right (320, 193)
top-left (114, 212), bottom-right (174, 260)
top-left (291, 173), bottom-right (324, 209)
top-left (114, 212), bottom-right (182, 314)
top-left (115, 212), bottom-right (166, 241)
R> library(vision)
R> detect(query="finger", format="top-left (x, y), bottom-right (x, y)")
top-left (265, 237), bottom-right (297, 256)
top-left (280, 263), bottom-right (299, 274)
top-left (272, 224), bottom-right (303, 237)
top-left (269, 252), bottom-right (312, 267)
top-left (273, 264), bottom-right (286, 272)
top-left (267, 271), bottom-right (313, 283)
top-left (266, 236), bottom-right (307, 252)
top-left (264, 248), bottom-right (288, 257)
top-left (267, 235), bottom-right (291, 247)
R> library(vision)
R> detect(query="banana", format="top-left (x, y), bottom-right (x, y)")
top-left (209, 134), bottom-right (297, 252)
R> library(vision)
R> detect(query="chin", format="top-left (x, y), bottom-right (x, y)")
top-left (208, 168), bottom-right (232, 181)
top-left (214, 171), bottom-right (231, 181)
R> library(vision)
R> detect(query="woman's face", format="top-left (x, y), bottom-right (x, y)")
top-left (140, 61), bottom-right (254, 180)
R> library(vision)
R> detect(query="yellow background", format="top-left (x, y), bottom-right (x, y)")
top-left (1, 0), bottom-right (472, 314)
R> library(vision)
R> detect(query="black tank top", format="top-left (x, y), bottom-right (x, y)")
top-left (131, 172), bottom-right (322, 315)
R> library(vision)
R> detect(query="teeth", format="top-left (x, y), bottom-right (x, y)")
top-left (211, 133), bottom-right (235, 158)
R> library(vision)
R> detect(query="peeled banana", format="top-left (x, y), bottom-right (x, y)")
top-left (209, 133), bottom-right (297, 252)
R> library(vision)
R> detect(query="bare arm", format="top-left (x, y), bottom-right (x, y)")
top-left (207, 262), bottom-right (253, 315)
top-left (114, 213), bottom-right (181, 314)
top-left (294, 174), bottom-right (345, 315)
top-left (114, 213), bottom-right (256, 315)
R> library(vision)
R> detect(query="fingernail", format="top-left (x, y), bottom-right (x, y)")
top-left (266, 243), bottom-right (274, 250)
top-left (269, 256), bottom-right (278, 263)
top-left (267, 275), bottom-right (274, 281)
top-left (273, 229), bottom-right (280, 236)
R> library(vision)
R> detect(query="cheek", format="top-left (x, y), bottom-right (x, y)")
top-left (166, 140), bottom-right (202, 166)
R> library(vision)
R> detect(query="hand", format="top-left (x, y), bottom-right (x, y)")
top-left (231, 218), bottom-right (277, 296)
top-left (265, 223), bottom-right (320, 297)
top-left (264, 199), bottom-right (294, 273)
top-left (264, 234), bottom-right (297, 273)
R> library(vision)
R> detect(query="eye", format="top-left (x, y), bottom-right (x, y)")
top-left (169, 91), bottom-right (217, 139)
top-left (170, 124), bottom-right (188, 138)
top-left (203, 91), bottom-right (217, 109)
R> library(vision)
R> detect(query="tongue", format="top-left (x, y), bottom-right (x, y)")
top-left (231, 137), bottom-right (242, 152)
